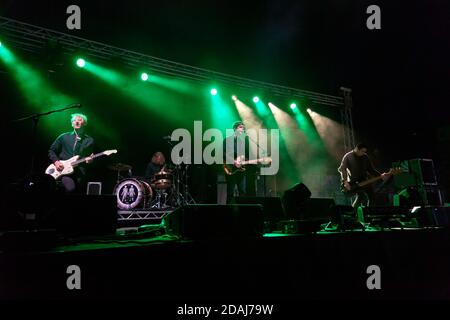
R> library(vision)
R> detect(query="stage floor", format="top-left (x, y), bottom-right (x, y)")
top-left (1, 224), bottom-right (450, 301)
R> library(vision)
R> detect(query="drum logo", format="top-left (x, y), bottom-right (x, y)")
top-left (114, 179), bottom-right (151, 210)
top-left (118, 183), bottom-right (138, 205)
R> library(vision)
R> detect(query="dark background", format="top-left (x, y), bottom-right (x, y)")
top-left (1, 0), bottom-right (449, 200)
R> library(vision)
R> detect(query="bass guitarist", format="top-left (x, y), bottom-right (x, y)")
top-left (48, 113), bottom-right (94, 193)
top-left (338, 143), bottom-right (389, 208)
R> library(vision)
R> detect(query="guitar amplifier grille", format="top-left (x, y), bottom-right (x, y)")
top-left (87, 182), bottom-right (102, 195)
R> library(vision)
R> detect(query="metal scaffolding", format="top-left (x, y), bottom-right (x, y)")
top-left (0, 16), bottom-right (346, 108)
top-left (340, 87), bottom-right (356, 154)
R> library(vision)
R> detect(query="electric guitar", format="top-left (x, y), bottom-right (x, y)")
top-left (223, 155), bottom-right (272, 176)
top-left (341, 167), bottom-right (403, 196)
top-left (45, 149), bottom-right (118, 179)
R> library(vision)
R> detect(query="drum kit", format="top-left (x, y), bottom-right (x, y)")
top-left (110, 162), bottom-right (195, 210)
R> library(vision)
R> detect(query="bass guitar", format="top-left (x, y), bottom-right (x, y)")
top-left (341, 167), bottom-right (403, 196)
top-left (223, 155), bottom-right (272, 176)
top-left (45, 149), bottom-right (117, 179)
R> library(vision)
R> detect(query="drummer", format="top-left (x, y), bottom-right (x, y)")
top-left (144, 151), bottom-right (168, 184)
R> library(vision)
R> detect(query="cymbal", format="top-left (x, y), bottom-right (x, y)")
top-left (155, 169), bottom-right (173, 175)
top-left (108, 163), bottom-right (132, 171)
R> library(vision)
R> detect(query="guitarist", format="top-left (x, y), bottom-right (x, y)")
top-left (222, 121), bottom-right (256, 203)
top-left (338, 143), bottom-right (389, 208)
top-left (48, 113), bottom-right (94, 193)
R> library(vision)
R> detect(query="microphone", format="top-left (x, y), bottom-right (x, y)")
top-left (71, 103), bottom-right (82, 108)
top-left (162, 135), bottom-right (172, 140)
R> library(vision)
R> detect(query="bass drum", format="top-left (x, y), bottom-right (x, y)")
top-left (114, 178), bottom-right (153, 210)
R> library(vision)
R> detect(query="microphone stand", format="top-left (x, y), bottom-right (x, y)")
top-left (11, 103), bottom-right (82, 176)
top-left (246, 133), bottom-right (269, 197)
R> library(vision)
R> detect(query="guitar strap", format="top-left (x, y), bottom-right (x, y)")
top-left (72, 130), bottom-right (85, 155)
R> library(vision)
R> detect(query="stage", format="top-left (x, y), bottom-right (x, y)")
top-left (2, 221), bottom-right (450, 301)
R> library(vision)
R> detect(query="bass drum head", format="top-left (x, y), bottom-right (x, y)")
top-left (114, 178), bottom-right (152, 210)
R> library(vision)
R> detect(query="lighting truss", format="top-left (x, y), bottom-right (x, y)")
top-left (0, 16), bottom-right (346, 108)
top-left (340, 87), bottom-right (356, 153)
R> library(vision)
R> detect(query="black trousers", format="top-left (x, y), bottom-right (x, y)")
top-left (59, 174), bottom-right (86, 194)
top-left (225, 172), bottom-right (247, 204)
top-left (352, 187), bottom-right (375, 208)
top-left (225, 170), bottom-right (257, 203)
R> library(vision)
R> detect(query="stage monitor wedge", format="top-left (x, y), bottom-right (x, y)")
top-left (162, 204), bottom-right (264, 240)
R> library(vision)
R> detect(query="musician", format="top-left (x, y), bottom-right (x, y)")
top-left (222, 121), bottom-right (256, 203)
top-left (48, 113), bottom-right (94, 193)
top-left (338, 143), bottom-right (388, 208)
top-left (144, 151), bottom-right (167, 182)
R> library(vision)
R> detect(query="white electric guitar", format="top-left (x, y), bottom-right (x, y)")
top-left (45, 149), bottom-right (117, 179)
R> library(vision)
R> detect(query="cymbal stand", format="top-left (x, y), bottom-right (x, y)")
top-left (151, 188), bottom-right (170, 209)
top-left (173, 164), bottom-right (183, 207)
top-left (180, 164), bottom-right (196, 205)
top-left (163, 137), bottom-right (195, 206)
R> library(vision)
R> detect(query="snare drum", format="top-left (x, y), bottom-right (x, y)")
top-left (152, 171), bottom-right (173, 189)
top-left (114, 178), bottom-right (153, 210)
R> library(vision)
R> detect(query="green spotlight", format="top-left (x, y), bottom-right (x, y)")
top-left (141, 72), bottom-right (149, 81)
top-left (0, 41), bottom-right (2, 47)
top-left (290, 103), bottom-right (297, 110)
top-left (307, 108), bottom-right (311, 112)
top-left (253, 96), bottom-right (260, 103)
top-left (232, 95), bottom-right (237, 101)
top-left (76, 58), bottom-right (86, 68)
top-left (210, 88), bottom-right (218, 96)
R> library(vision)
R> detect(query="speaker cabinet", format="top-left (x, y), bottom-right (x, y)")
top-left (282, 183), bottom-right (312, 219)
top-left (56, 195), bottom-right (117, 236)
top-left (393, 159), bottom-right (438, 188)
top-left (415, 206), bottom-right (450, 227)
top-left (162, 204), bottom-right (264, 239)
top-left (418, 186), bottom-right (443, 206)
top-left (234, 196), bottom-right (284, 223)
top-left (410, 159), bottom-right (437, 185)
top-left (284, 191), bottom-right (335, 221)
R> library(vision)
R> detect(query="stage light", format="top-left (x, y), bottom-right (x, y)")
top-left (253, 96), bottom-right (260, 103)
top-left (0, 41), bottom-right (2, 47)
top-left (141, 72), bottom-right (149, 81)
top-left (232, 95), bottom-right (237, 101)
top-left (290, 103), bottom-right (297, 110)
top-left (210, 88), bottom-right (218, 96)
top-left (76, 58), bottom-right (85, 68)
top-left (307, 108), bottom-right (311, 113)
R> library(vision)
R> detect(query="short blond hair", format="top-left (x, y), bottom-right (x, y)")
top-left (70, 113), bottom-right (88, 125)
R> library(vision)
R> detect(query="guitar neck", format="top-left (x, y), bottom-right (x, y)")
top-left (358, 175), bottom-right (383, 187)
top-left (241, 158), bottom-right (266, 165)
top-left (72, 152), bottom-right (104, 166)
